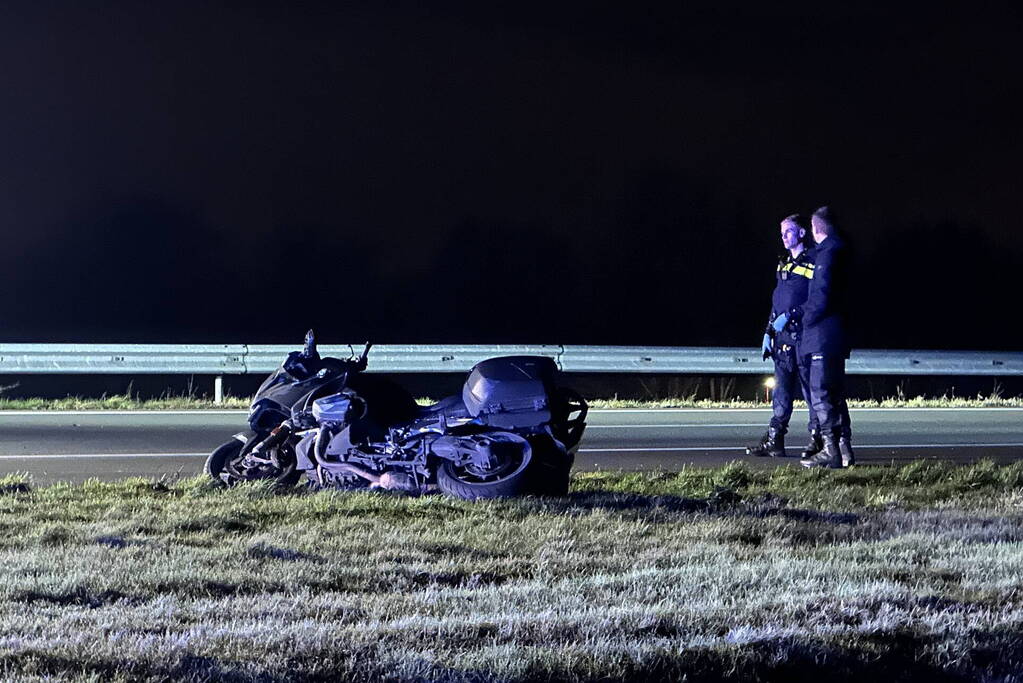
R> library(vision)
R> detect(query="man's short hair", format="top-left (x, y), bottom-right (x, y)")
top-left (812, 205), bottom-right (837, 234)
top-left (781, 213), bottom-right (808, 232)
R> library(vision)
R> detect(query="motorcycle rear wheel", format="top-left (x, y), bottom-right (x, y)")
top-left (437, 442), bottom-right (533, 500)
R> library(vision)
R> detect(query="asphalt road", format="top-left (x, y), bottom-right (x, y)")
top-left (1, 408), bottom-right (1022, 484)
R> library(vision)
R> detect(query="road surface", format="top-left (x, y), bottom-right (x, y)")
top-left (1, 408), bottom-right (1021, 484)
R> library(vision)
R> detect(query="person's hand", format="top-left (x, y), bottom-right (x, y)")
top-left (761, 333), bottom-right (773, 360)
top-left (771, 313), bottom-right (789, 333)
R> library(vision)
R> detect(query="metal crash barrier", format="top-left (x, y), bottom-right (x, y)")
top-left (2, 343), bottom-right (1022, 403)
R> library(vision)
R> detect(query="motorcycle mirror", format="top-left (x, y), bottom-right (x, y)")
top-left (303, 329), bottom-right (316, 357)
top-left (357, 341), bottom-right (372, 370)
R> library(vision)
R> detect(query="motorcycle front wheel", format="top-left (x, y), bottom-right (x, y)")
top-left (436, 440), bottom-right (533, 500)
top-left (204, 436), bottom-right (301, 488)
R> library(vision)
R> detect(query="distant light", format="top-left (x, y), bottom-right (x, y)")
top-left (764, 377), bottom-right (776, 389)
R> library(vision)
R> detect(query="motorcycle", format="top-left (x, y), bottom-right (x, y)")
top-left (203, 331), bottom-right (588, 499)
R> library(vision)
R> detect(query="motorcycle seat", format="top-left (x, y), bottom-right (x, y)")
top-left (416, 394), bottom-right (472, 421)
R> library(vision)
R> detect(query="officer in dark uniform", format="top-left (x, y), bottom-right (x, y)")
top-left (746, 214), bottom-right (821, 458)
top-left (777, 206), bottom-right (853, 468)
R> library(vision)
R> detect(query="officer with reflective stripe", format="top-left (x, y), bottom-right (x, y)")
top-left (746, 214), bottom-right (821, 458)
top-left (781, 206), bottom-right (854, 468)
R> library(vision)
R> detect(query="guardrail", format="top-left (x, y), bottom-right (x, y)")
top-left (3, 344), bottom-right (1022, 403)
top-left (3, 344), bottom-right (1022, 376)
top-left (4, 343), bottom-right (1023, 403)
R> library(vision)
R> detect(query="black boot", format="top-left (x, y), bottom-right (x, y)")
top-left (839, 437), bottom-right (855, 467)
top-left (746, 428), bottom-right (786, 457)
top-left (801, 432), bottom-right (842, 468)
top-left (800, 430), bottom-right (823, 460)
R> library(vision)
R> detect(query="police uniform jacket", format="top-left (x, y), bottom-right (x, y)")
top-left (791, 235), bottom-right (850, 357)
top-left (768, 247), bottom-right (815, 347)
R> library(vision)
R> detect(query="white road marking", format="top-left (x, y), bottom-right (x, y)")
top-left (0, 410), bottom-right (246, 416)
top-left (1, 407), bottom-right (1022, 417)
top-left (581, 446), bottom-right (744, 452)
top-left (580, 443), bottom-right (1023, 453)
top-left (589, 424), bottom-right (764, 429)
top-left (3, 441), bottom-right (1023, 459)
top-left (847, 442), bottom-right (1023, 449)
top-left (0, 453), bottom-right (209, 460)
top-left (589, 407), bottom-right (1023, 413)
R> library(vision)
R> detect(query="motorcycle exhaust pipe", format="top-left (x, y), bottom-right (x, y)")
top-left (333, 462), bottom-right (380, 484)
top-left (244, 420), bottom-right (293, 465)
top-left (312, 428), bottom-right (381, 484)
top-left (316, 460), bottom-right (381, 485)
top-left (314, 426), bottom-right (330, 463)
top-left (311, 427), bottom-right (417, 492)
top-left (328, 463), bottom-right (420, 492)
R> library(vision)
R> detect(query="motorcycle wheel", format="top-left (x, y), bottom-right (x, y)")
top-left (203, 437), bottom-right (301, 488)
top-left (436, 441), bottom-right (533, 500)
top-left (204, 439), bottom-right (243, 485)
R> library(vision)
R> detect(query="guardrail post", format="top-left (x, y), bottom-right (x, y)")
top-left (214, 376), bottom-right (224, 405)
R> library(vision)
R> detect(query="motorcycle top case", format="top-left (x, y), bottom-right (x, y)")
top-left (462, 356), bottom-right (555, 428)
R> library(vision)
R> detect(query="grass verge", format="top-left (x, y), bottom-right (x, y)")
top-left (0, 461), bottom-right (1021, 681)
top-left (0, 395), bottom-right (252, 410)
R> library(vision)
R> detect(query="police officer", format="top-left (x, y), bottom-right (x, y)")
top-left (777, 206), bottom-right (854, 468)
top-left (746, 214), bottom-right (821, 458)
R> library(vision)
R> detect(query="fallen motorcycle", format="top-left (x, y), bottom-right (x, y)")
top-left (204, 331), bottom-right (588, 499)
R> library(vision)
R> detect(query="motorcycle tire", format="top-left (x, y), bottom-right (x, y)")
top-left (203, 437), bottom-right (301, 488)
top-left (436, 442), bottom-right (533, 500)
top-left (204, 439), bottom-right (243, 485)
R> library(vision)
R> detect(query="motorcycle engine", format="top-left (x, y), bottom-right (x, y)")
top-left (312, 392), bottom-right (357, 424)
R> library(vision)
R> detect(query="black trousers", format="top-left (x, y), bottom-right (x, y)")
top-left (808, 352), bottom-right (852, 439)
top-left (769, 344), bottom-right (818, 436)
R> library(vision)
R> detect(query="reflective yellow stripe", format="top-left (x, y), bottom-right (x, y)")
top-left (779, 260), bottom-right (814, 279)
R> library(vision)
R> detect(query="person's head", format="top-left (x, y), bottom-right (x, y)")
top-left (779, 213), bottom-right (808, 252)
top-left (811, 205), bottom-right (837, 244)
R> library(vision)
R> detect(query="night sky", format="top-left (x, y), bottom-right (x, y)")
top-left (2, 2), bottom-right (1021, 349)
